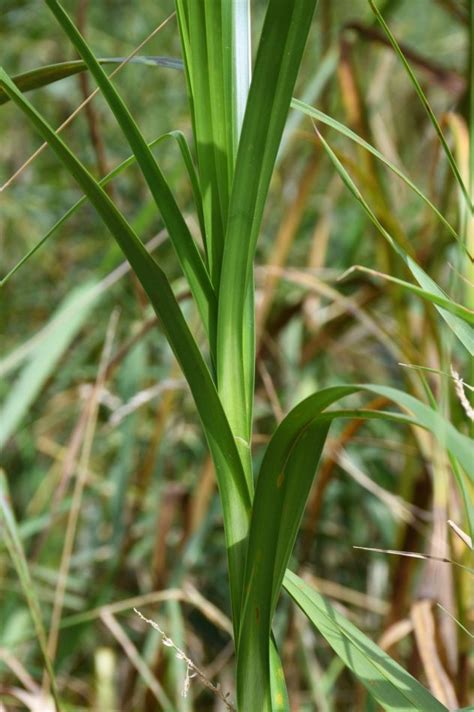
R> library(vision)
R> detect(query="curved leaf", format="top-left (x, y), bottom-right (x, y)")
top-left (237, 383), bottom-right (472, 711)
top-left (0, 68), bottom-right (251, 631)
top-left (44, 0), bottom-right (216, 352)
top-left (237, 417), bottom-right (329, 711)
top-left (0, 56), bottom-right (183, 106)
top-left (284, 570), bottom-right (448, 712)
top-left (1, 130), bottom-right (204, 286)
top-left (368, 0), bottom-right (471, 212)
top-left (341, 266), bottom-right (474, 325)
top-left (314, 128), bottom-right (474, 354)
top-left (290, 99), bottom-right (466, 253)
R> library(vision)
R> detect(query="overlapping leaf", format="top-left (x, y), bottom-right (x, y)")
top-left (216, 0), bottom-right (318, 477)
top-left (0, 68), bottom-right (251, 628)
top-left (44, 0), bottom-right (216, 350)
top-left (238, 383), bottom-right (472, 710)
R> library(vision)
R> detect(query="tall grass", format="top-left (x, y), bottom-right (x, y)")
top-left (1, 1), bottom-right (472, 710)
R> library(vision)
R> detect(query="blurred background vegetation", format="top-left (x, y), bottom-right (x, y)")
top-left (1, 1), bottom-right (472, 710)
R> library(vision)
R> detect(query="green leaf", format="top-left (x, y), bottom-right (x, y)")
top-left (176, 2), bottom-right (227, 289)
top-left (270, 636), bottom-right (290, 712)
top-left (216, 0), bottom-right (318, 473)
top-left (0, 56), bottom-right (183, 106)
top-left (284, 570), bottom-right (448, 712)
top-left (175, 0), bottom-right (250, 263)
top-left (237, 418), bottom-right (329, 711)
top-left (368, 0), bottom-right (472, 212)
top-left (174, 0), bottom-right (256, 630)
top-left (314, 128), bottom-right (474, 354)
top-left (237, 383), bottom-right (472, 711)
top-left (44, 0), bottom-right (216, 352)
top-left (406, 258), bottom-right (474, 354)
top-left (341, 266), bottom-right (474, 325)
top-left (1, 129), bottom-right (204, 286)
top-left (290, 99), bottom-right (467, 253)
top-left (0, 67), bottom-right (251, 632)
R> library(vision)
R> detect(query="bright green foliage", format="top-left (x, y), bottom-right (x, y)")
top-left (1, 1), bottom-right (471, 710)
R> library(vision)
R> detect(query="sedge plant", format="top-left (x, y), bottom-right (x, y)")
top-left (1, 1), bottom-right (473, 710)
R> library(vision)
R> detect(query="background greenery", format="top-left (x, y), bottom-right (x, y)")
top-left (1, 1), bottom-right (472, 710)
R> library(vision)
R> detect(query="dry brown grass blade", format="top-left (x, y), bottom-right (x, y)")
top-left (257, 265), bottom-right (402, 361)
top-left (377, 618), bottom-right (414, 652)
top-left (337, 448), bottom-right (423, 526)
top-left (3, 688), bottom-right (55, 712)
top-left (0, 648), bottom-right (38, 693)
top-left (411, 599), bottom-right (459, 710)
top-left (100, 609), bottom-right (170, 708)
top-left (447, 519), bottom-right (473, 549)
top-left (182, 583), bottom-right (233, 637)
top-left (257, 358), bottom-right (283, 423)
top-left (57, 586), bottom-right (233, 640)
top-left (353, 546), bottom-right (473, 573)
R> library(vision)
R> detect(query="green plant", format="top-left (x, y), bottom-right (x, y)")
top-left (1, 1), bottom-right (472, 710)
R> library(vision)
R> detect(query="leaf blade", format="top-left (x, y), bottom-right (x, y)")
top-left (238, 383), bottom-right (472, 710)
top-left (284, 570), bottom-right (448, 712)
top-left (290, 99), bottom-right (467, 253)
top-left (313, 127), bottom-right (474, 354)
top-left (217, 0), bottom-right (318, 469)
top-left (44, 0), bottom-right (217, 351)
top-left (0, 67), bottom-right (251, 631)
top-left (0, 56), bottom-right (182, 106)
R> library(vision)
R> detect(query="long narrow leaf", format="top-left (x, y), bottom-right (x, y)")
top-left (290, 99), bottom-right (467, 253)
top-left (284, 570), bottom-right (448, 712)
top-left (44, 0), bottom-right (216, 352)
top-left (341, 266), bottom-right (474, 325)
top-left (237, 419), bottom-right (329, 711)
top-left (238, 383), bottom-right (473, 710)
top-left (0, 56), bottom-right (182, 106)
top-left (0, 68), bottom-right (251, 629)
top-left (315, 128), bottom-right (474, 354)
top-left (368, 0), bottom-right (472, 212)
top-left (175, 2), bottom-right (227, 288)
top-left (1, 130), bottom-right (204, 286)
top-left (217, 0), bottom-right (318, 471)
